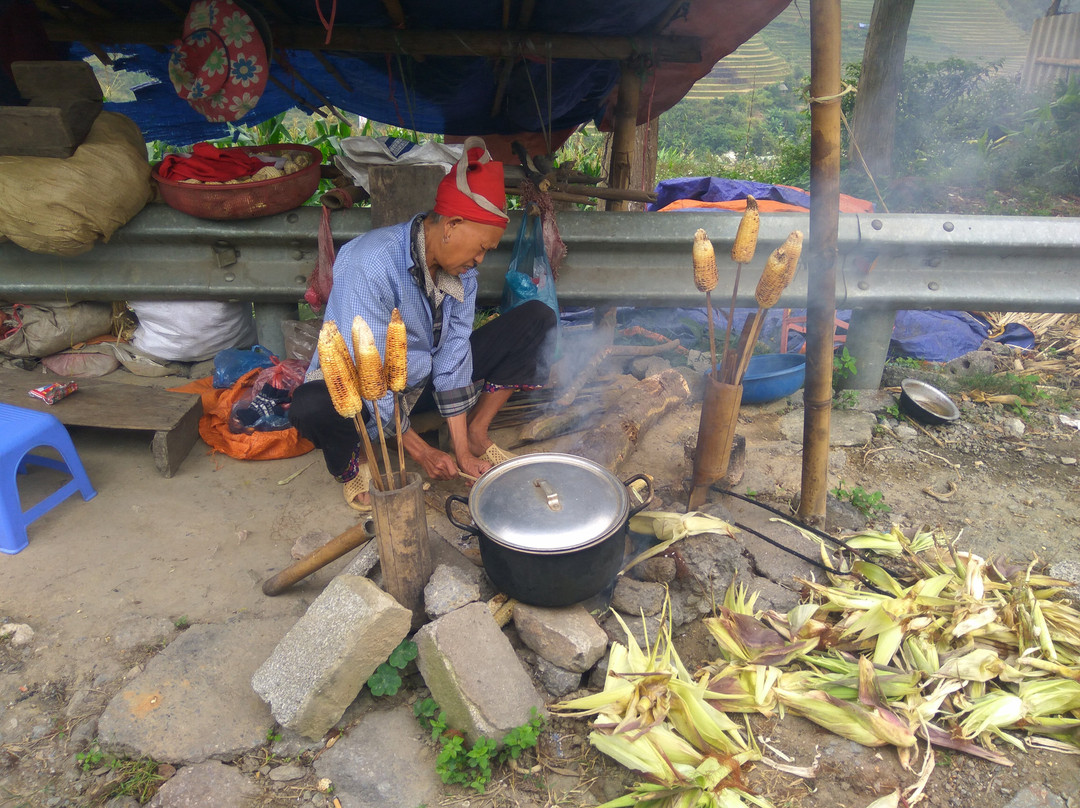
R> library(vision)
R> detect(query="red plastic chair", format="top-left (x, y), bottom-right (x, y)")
top-left (779, 309), bottom-right (849, 354)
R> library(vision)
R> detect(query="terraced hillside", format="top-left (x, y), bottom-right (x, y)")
top-left (689, 0), bottom-right (1034, 99)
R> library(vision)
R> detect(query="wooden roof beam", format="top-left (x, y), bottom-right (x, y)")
top-left (42, 21), bottom-right (701, 62)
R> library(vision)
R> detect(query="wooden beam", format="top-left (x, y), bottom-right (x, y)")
top-left (42, 21), bottom-right (701, 62)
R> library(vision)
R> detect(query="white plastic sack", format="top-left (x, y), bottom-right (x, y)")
top-left (334, 136), bottom-right (463, 191)
top-left (128, 301), bottom-right (257, 363)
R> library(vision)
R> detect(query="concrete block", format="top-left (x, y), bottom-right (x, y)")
top-left (415, 603), bottom-right (544, 744)
top-left (252, 576), bottom-right (411, 740)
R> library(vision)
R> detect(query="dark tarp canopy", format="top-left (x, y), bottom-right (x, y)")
top-left (5, 0), bottom-right (790, 157)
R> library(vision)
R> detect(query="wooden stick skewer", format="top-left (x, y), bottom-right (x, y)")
top-left (393, 393), bottom-right (407, 488)
top-left (351, 415), bottom-right (384, 492)
top-left (371, 405), bottom-right (395, 491)
top-left (705, 289), bottom-right (718, 373)
top-left (720, 262), bottom-right (743, 374)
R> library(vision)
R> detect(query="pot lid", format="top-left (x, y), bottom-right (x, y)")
top-left (468, 453), bottom-right (629, 553)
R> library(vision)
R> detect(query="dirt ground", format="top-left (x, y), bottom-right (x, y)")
top-left (2, 340), bottom-right (1080, 807)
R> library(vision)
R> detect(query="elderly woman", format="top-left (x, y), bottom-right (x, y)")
top-left (290, 138), bottom-right (557, 511)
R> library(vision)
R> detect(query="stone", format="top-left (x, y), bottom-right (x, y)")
top-left (268, 763), bottom-right (306, 782)
top-left (0, 623), bottom-right (34, 646)
top-left (533, 656), bottom-right (584, 697)
top-left (291, 529), bottom-right (333, 561)
top-left (107, 616), bottom-right (178, 651)
top-left (147, 760), bottom-right (263, 807)
top-left (1003, 786), bottom-right (1066, 808)
top-left (633, 555), bottom-right (677, 583)
top-left (1003, 417), bottom-right (1026, 439)
top-left (415, 603), bottom-right (545, 744)
top-left (894, 423), bottom-right (918, 442)
top-left (944, 349), bottom-right (996, 378)
top-left (97, 618), bottom-right (294, 765)
top-left (513, 603), bottom-right (609, 673)
top-left (252, 576), bottom-right (411, 740)
top-left (611, 577), bottom-right (666, 617)
top-left (314, 707), bottom-right (440, 808)
top-left (629, 355), bottom-right (671, 380)
top-left (424, 563), bottom-right (481, 619)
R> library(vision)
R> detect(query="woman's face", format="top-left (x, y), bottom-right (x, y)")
top-left (435, 217), bottom-right (506, 276)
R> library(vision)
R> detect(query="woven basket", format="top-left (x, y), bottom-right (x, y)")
top-left (153, 144), bottom-right (322, 220)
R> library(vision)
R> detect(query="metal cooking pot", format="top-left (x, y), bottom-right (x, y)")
top-left (445, 453), bottom-right (653, 607)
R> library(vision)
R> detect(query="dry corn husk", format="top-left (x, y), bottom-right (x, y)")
top-left (754, 230), bottom-right (803, 308)
top-left (692, 229), bottom-right (718, 293)
top-left (385, 308), bottom-right (408, 392)
top-left (317, 321), bottom-right (363, 418)
top-left (351, 315), bottom-right (387, 401)
top-left (731, 195), bottom-right (759, 264)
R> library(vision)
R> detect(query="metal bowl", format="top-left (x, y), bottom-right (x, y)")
top-left (899, 379), bottom-right (960, 425)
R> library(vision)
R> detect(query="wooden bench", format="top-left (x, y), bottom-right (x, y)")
top-left (0, 368), bottom-right (202, 477)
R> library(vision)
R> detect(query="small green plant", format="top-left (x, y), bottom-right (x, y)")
top-left (885, 402), bottom-right (901, 419)
top-left (367, 639), bottom-right (418, 697)
top-left (833, 389), bottom-right (858, 410)
top-left (832, 347), bottom-right (857, 388)
top-left (744, 489), bottom-right (758, 499)
top-left (890, 356), bottom-right (921, 369)
top-left (266, 726), bottom-right (282, 743)
top-left (415, 700), bottom-right (544, 793)
top-left (173, 616), bottom-right (190, 630)
top-left (77, 743), bottom-right (165, 802)
top-left (831, 480), bottom-right (890, 519)
top-left (77, 743), bottom-right (109, 772)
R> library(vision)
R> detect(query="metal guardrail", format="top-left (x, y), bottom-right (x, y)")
top-left (2, 206), bottom-right (1079, 384)
top-left (3, 205), bottom-right (1078, 310)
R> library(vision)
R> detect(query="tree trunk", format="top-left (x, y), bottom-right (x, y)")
top-left (850, 0), bottom-right (915, 185)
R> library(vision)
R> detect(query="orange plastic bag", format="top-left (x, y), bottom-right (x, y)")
top-left (170, 369), bottom-right (314, 461)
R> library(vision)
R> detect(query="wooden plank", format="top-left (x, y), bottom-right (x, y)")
top-left (0, 368), bottom-right (202, 476)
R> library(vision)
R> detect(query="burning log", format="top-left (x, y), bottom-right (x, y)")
top-left (568, 369), bottom-right (690, 472)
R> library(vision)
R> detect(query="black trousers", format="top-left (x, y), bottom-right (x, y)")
top-left (290, 299), bottom-right (556, 480)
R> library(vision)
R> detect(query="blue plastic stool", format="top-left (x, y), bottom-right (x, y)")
top-left (0, 402), bottom-right (97, 554)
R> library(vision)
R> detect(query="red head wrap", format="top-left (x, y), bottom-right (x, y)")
top-left (434, 137), bottom-right (508, 228)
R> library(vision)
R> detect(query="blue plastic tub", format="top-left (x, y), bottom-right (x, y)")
top-left (740, 353), bottom-right (807, 404)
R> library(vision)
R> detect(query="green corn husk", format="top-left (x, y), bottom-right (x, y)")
top-left (1018, 677), bottom-right (1080, 716)
top-left (702, 663), bottom-right (783, 715)
top-left (938, 647), bottom-right (1011, 682)
top-left (704, 609), bottom-right (820, 667)
top-left (774, 686), bottom-right (916, 748)
top-left (957, 690), bottom-right (1025, 738)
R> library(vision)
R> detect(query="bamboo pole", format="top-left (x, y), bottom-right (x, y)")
top-left (798, 0), bottom-right (842, 526)
top-left (607, 59), bottom-right (642, 211)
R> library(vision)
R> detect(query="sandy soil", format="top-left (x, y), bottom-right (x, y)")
top-left (2, 353), bottom-right (1079, 807)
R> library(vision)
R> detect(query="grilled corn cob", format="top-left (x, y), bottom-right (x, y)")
top-left (692, 229), bottom-right (718, 293)
top-left (317, 321), bottom-right (363, 418)
top-left (731, 195), bottom-right (759, 264)
top-left (385, 308), bottom-right (408, 392)
top-left (754, 230), bottom-right (803, 308)
top-left (351, 315), bottom-right (387, 401)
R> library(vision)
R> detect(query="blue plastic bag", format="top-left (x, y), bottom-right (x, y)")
top-left (500, 213), bottom-right (559, 319)
top-left (212, 344), bottom-right (277, 388)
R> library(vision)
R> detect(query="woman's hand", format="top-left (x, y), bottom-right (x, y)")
top-left (402, 427), bottom-right (458, 480)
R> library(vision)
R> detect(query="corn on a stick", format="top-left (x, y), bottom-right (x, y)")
top-left (385, 308), bottom-right (409, 487)
top-left (721, 196), bottom-right (759, 376)
top-left (352, 315), bottom-right (394, 490)
top-left (692, 229), bottom-right (719, 373)
top-left (317, 320), bottom-right (384, 491)
top-left (732, 230), bottom-right (803, 385)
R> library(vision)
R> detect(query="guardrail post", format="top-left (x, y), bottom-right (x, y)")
top-left (837, 308), bottom-right (896, 390)
top-left (253, 302), bottom-right (296, 358)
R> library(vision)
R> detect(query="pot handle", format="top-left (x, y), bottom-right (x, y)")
top-left (622, 473), bottom-right (654, 516)
top-left (445, 494), bottom-right (480, 536)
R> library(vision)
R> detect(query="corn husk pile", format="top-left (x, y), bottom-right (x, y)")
top-left (555, 526), bottom-right (1080, 807)
top-left (978, 312), bottom-right (1080, 382)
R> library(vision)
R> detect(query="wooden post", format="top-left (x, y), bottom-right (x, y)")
top-left (368, 164), bottom-right (445, 228)
top-left (370, 472), bottom-right (432, 628)
top-left (798, 0), bottom-right (842, 526)
top-left (607, 59), bottom-right (643, 212)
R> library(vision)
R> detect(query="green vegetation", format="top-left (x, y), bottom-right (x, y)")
top-left (366, 639), bottom-right (418, 697)
top-left (76, 742), bottom-right (165, 802)
top-left (833, 389), bottom-right (859, 410)
top-left (833, 347), bottom-right (857, 389)
top-left (831, 480), bottom-right (890, 519)
top-left (414, 698), bottom-right (544, 793)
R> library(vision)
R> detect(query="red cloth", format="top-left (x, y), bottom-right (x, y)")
top-left (434, 146), bottom-right (507, 227)
top-left (157, 142), bottom-right (266, 182)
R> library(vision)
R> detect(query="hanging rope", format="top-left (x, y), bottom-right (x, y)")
top-left (314, 0), bottom-right (337, 45)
